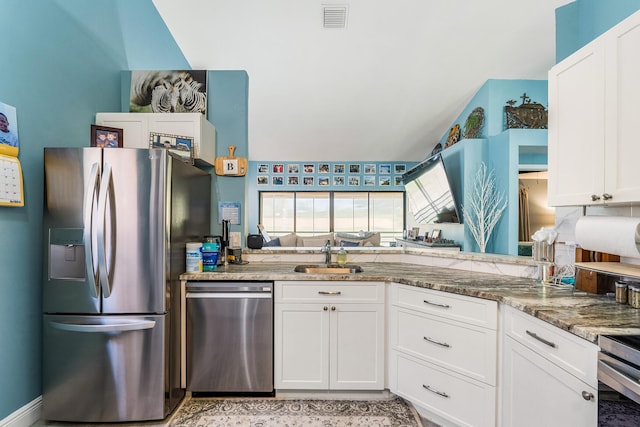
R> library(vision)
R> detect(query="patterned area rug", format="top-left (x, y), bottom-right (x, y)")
top-left (599, 398), bottom-right (640, 427)
top-left (170, 397), bottom-right (422, 427)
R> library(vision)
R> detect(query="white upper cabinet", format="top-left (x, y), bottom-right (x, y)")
top-left (548, 10), bottom-right (640, 206)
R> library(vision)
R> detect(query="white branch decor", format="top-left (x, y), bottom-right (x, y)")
top-left (462, 162), bottom-right (507, 253)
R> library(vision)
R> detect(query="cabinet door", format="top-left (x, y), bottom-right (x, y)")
top-left (501, 336), bottom-right (597, 427)
top-left (604, 15), bottom-right (640, 203)
top-left (330, 303), bottom-right (385, 390)
top-left (548, 39), bottom-right (606, 206)
top-left (274, 303), bottom-right (329, 389)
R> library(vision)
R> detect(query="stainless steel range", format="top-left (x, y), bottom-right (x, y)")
top-left (598, 335), bottom-right (640, 425)
top-left (599, 335), bottom-right (640, 404)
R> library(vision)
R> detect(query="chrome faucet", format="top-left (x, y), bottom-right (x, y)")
top-left (321, 240), bottom-right (332, 264)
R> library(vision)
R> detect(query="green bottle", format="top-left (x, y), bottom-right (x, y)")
top-left (336, 247), bottom-right (347, 266)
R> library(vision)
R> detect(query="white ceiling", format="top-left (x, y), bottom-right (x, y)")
top-left (152, 0), bottom-right (570, 162)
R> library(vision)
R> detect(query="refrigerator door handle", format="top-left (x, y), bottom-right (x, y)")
top-left (49, 319), bottom-right (156, 333)
top-left (83, 162), bottom-right (100, 298)
top-left (97, 162), bottom-right (112, 298)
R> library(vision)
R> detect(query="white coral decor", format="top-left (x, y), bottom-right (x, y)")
top-left (462, 162), bottom-right (507, 253)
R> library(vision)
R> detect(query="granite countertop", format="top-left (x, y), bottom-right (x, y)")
top-left (181, 262), bottom-right (640, 344)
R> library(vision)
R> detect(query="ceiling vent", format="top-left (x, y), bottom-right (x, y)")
top-left (323, 5), bottom-right (348, 29)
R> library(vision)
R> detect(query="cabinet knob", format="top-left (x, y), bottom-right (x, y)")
top-left (591, 194), bottom-right (601, 201)
top-left (331, 306), bottom-right (336, 311)
top-left (581, 390), bottom-right (594, 401)
top-left (602, 193), bottom-right (613, 201)
top-left (323, 306), bottom-right (328, 311)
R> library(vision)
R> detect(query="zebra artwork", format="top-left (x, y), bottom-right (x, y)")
top-left (129, 70), bottom-right (207, 114)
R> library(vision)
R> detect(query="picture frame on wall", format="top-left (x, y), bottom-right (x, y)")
top-left (257, 164), bottom-right (269, 173)
top-left (394, 164), bottom-right (406, 174)
top-left (318, 176), bottom-right (330, 186)
top-left (333, 176), bottom-right (345, 186)
top-left (319, 163), bottom-right (330, 173)
top-left (349, 164), bottom-right (360, 174)
top-left (364, 176), bottom-right (375, 186)
top-left (379, 164), bottom-right (391, 174)
top-left (257, 176), bottom-right (268, 185)
top-left (334, 164), bottom-right (345, 174)
top-left (348, 176), bottom-right (360, 186)
top-left (288, 176), bottom-right (299, 185)
top-left (364, 164), bottom-right (376, 174)
top-left (288, 164), bottom-right (300, 174)
top-left (91, 125), bottom-right (123, 148)
top-left (304, 164), bottom-right (315, 173)
top-left (303, 176), bottom-right (315, 186)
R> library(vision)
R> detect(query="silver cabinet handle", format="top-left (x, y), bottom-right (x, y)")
top-left (526, 330), bottom-right (556, 348)
top-left (582, 391), bottom-right (594, 401)
top-left (591, 194), bottom-right (601, 201)
top-left (319, 291), bottom-right (342, 295)
top-left (423, 299), bottom-right (450, 308)
top-left (422, 384), bottom-right (449, 398)
top-left (602, 193), bottom-right (613, 200)
top-left (423, 336), bottom-right (451, 348)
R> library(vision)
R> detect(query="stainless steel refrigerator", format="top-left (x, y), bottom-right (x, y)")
top-left (42, 147), bottom-right (211, 422)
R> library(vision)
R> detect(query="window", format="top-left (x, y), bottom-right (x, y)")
top-left (260, 191), bottom-right (405, 245)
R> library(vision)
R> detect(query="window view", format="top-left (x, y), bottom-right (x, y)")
top-left (260, 191), bottom-right (405, 245)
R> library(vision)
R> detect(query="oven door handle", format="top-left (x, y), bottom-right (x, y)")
top-left (598, 355), bottom-right (640, 402)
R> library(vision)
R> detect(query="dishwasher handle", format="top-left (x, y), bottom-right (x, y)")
top-left (186, 292), bottom-right (272, 299)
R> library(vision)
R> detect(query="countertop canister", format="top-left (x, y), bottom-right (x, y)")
top-left (186, 242), bottom-right (203, 272)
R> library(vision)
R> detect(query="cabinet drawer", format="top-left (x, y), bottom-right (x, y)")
top-left (502, 305), bottom-right (598, 387)
top-left (394, 353), bottom-right (496, 427)
top-left (391, 283), bottom-right (497, 329)
top-left (393, 308), bottom-right (496, 385)
top-left (275, 281), bottom-right (383, 303)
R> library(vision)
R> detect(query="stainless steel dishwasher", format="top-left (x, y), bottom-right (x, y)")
top-left (186, 281), bottom-right (273, 394)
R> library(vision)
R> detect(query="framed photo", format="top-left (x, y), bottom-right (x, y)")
top-left (349, 164), bottom-right (360, 174)
top-left (431, 229), bottom-right (441, 239)
top-left (333, 176), bottom-right (345, 186)
top-left (288, 164), bottom-right (300, 174)
top-left (303, 176), bottom-right (315, 186)
top-left (394, 176), bottom-right (403, 186)
top-left (257, 176), bottom-right (268, 185)
top-left (379, 164), bottom-right (391, 174)
top-left (348, 176), bottom-right (360, 186)
top-left (394, 164), bottom-right (406, 174)
top-left (318, 163), bottom-right (330, 174)
top-left (304, 164), bottom-right (315, 174)
top-left (364, 164), bottom-right (376, 174)
top-left (318, 176), bottom-right (330, 186)
top-left (149, 132), bottom-right (192, 160)
top-left (91, 125), bottom-right (123, 148)
top-left (272, 164), bottom-right (284, 174)
top-left (379, 176), bottom-right (391, 186)
top-left (288, 176), bottom-right (299, 185)
top-left (364, 176), bottom-right (376, 186)
top-left (257, 164), bottom-right (269, 173)
top-left (333, 164), bottom-right (345, 174)
top-left (272, 176), bottom-right (284, 185)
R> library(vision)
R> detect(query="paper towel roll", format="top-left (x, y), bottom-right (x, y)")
top-left (575, 216), bottom-right (640, 258)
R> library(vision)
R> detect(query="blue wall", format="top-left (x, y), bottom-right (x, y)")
top-left (556, 0), bottom-right (640, 62)
top-left (0, 0), bottom-right (188, 420)
top-left (437, 79), bottom-right (548, 254)
top-left (247, 160), bottom-right (416, 235)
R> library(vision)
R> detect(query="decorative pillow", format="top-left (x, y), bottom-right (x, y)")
top-left (263, 238), bottom-right (281, 247)
top-left (277, 233), bottom-right (298, 247)
top-left (339, 240), bottom-right (361, 247)
top-left (334, 232), bottom-right (381, 246)
top-left (298, 236), bottom-right (333, 247)
top-left (297, 233), bottom-right (334, 247)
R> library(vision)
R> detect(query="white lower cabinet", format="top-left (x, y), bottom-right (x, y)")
top-left (500, 305), bottom-right (598, 427)
top-left (389, 283), bottom-right (498, 427)
top-left (274, 281), bottom-right (385, 390)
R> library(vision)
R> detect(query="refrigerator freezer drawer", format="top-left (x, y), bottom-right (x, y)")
top-left (42, 314), bottom-right (167, 422)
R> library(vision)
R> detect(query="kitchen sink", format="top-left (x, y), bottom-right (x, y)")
top-left (294, 264), bottom-right (363, 274)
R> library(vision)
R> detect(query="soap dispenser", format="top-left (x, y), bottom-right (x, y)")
top-left (336, 247), bottom-right (347, 266)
